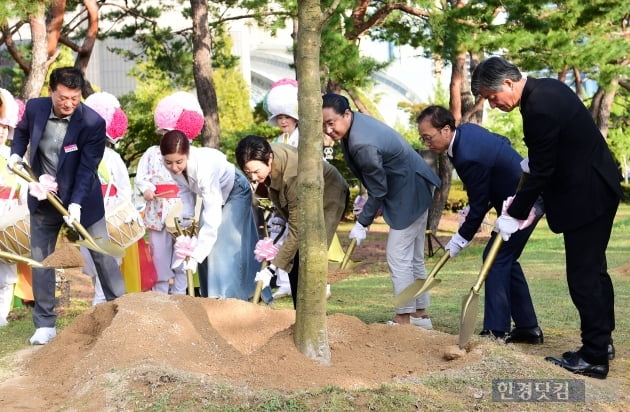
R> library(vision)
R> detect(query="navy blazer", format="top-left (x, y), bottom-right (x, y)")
top-left (12, 97), bottom-right (107, 227)
top-left (451, 123), bottom-right (523, 241)
top-left (508, 77), bottom-right (623, 233)
top-left (342, 112), bottom-right (441, 230)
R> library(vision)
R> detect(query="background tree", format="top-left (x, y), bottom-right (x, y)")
top-left (190, 0), bottom-right (220, 147)
top-left (0, 0), bottom-right (106, 98)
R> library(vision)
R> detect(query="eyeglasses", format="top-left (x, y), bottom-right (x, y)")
top-left (420, 128), bottom-right (443, 144)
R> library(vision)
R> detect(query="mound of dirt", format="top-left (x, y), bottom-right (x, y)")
top-left (1, 292), bottom-right (489, 409)
top-left (1, 276), bottom-right (626, 410)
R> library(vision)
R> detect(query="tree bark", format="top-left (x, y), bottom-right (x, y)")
top-left (590, 80), bottom-right (619, 139)
top-left (74, 0), bottom-right (99, 96)
top-left (293, 0), bottom-right (330, 364)
top-left (190, 0), bottom-right (221, 148)
top-left (22, 7), bottom-right (53, 99)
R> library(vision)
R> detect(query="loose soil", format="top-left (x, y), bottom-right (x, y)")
top-left (0, 214), bottom-right (628, 410)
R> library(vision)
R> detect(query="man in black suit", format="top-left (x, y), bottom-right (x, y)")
top-left (472, 56), bottom-right (623, 379)
top-left (9, 67), bottom-right (125, 345)
top-left (417, 105), bottom-right (544, 343)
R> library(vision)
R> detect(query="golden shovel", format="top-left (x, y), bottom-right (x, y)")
top-left (458, 233), bottom-right (504, 348)
top-left (173, 218), bottom-right (198, 297)
top-left (252, 222), bottom-right (287, 304)
top-left (0, 251), bottom-right (44, 268)
top-left (458, 173), bottom-right (529, 348)
top-left (393, 251), bottom-right (450, 308)
top-left (11, 162), bottom-right (125, 258)
top-left (338, 238), bottom-right (357, 270)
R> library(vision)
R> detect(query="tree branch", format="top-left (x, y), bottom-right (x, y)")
top-left (1, 25), bottom-right (30, 72)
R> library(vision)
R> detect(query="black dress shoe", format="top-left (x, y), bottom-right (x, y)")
top-left (545, 353), bottom-right (608, 379)
top-left (505, 326), bottom-right (544, 344)
top-left (562, 340), bottom-right (615, 361)
top-left (479, 330), bottom-right (506, 340)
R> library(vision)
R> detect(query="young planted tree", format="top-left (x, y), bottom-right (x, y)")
top-left (293, 0), bottom-right (331, 363)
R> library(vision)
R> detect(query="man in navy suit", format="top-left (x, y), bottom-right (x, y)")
top-left (417, 105), bottom-right (544, 343)
top-left (9, 67), bottom-right (125, 345)
top-left (472, 56), bottom-right (623, 379)
top-left (322, 93), bottom-right (440, 328)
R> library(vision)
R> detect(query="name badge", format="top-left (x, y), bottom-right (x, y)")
top-left (64, 144), bottom-right (78, 153)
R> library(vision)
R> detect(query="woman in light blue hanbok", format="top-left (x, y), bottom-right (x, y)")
top-left (160, 130), bottom-right (258, 300)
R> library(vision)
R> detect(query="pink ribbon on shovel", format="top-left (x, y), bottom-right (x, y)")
top-left (254, 237), bottom-right (280, 262)
top-left (172, 234), bottom-right (197, 269)
top-left (28, 174), bottom-right (59, 200)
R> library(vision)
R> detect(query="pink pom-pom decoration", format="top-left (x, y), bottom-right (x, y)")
top-left (172, 235), bottom-right (197, 268)
top-left (154, 91), bottom-right (204, 140)
top-left (254, 237), bottom-right (280, 262)
top-left (271, 78), bottom-right (298, 89)
top-left (175, 109), bottom-right (205, 141)
top-left (84, 92), bottom-right (128, 143)
top-left (107, 108), bottom-right (129, 140)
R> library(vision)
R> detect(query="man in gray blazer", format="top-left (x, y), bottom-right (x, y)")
top-left (322, 93), bottom-right (441, 327)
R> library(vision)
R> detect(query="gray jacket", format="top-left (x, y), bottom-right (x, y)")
top-left (341, 112), bottom-right (440, 230)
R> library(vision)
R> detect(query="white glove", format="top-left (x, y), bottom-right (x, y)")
top-left (7, 154), bottom-right (22, 173)
top-left (520, 157), bottom-right (530, 174)
top-left (177, 216), bottom-right (193, 228)
top-left (255, 264), bottom-right (276, 289)
top-left (495, 215), bottom-right (521, 241)
top-left (352, 195), bottom-right (367, 216)
top-left (183, 258), bottom-right (198, 272)
top-left (446, 232), bottom-right (470, 258)
top-left (502, 196), bottom-right (537, 231)
top-left (267, 215), bottom-right (286, 236)
top-left (349, 221), bottom-right (367, 245)
top-left (124, 212), bottom-right (144, 226)
top-left (63, 203), bottom-right (82, 227)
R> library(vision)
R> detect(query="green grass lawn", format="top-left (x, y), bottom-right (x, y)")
top-left (267, 204), bottom-right (630, 359)
top-left (1, 204), bottom-right (628, 411)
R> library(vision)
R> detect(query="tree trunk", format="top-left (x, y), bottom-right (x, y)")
top-left (190, 0), bottom-right (221, 148)
top-left (590, 80), bottom-right (618, 139)
top-left (345, 88), bottom-right (372, 116)
top-left (294, 0), bottom-right (330, 364)
top-left (74, 0), bottom-right (99, 96)
top-left (21, 7), bottom-right (53, 99)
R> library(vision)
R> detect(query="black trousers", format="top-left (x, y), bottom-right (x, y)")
top-left (288, 251), bottom-right (299, 309)
top-left (563, 204), bottom-right (617, 364)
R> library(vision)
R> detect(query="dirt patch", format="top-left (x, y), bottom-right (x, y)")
top-left (615, 260), bottom-right (630, 276)
top-left (0, 212), bottom-right (626, 410)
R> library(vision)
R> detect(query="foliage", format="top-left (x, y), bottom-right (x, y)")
top-left (484, 108), bottom-right (527, 156)
top-left (117, 84), bottom-right (167, 170)
top-left (213, 67), bottom-right (253, 133)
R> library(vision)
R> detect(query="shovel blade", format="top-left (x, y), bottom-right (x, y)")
top-left (329, 259), bottom-right (360, 270)
top-left (393, 252), bottom-right (450, 307)
top-left (77, 238), bottom-right (125, 258)
top-left (393, 278), bottom-right (426, 307)
top-left (458, 290), bottom-right (480, 349)
top-left (0, 251), bottom-right (44, 268)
